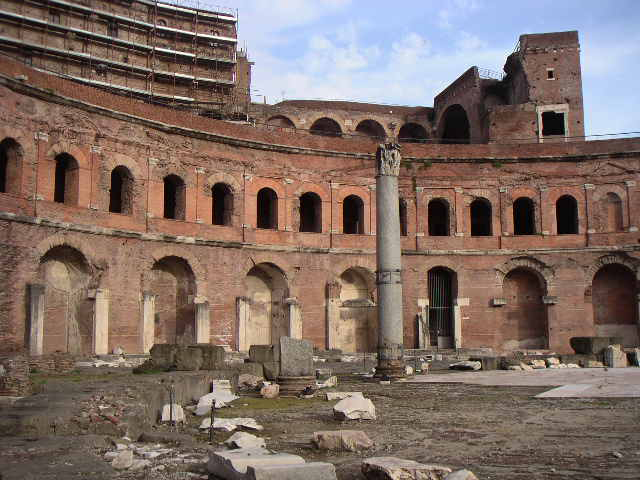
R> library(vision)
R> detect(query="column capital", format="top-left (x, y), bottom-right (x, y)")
top-left (375, 143), bottom-right (401, 176)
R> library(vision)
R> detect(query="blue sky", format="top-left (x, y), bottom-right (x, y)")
top-left (221, 0), bottom-right (640, 137)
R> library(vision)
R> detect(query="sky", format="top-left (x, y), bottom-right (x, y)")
top-left (214, 0), bottom-right (639, 137)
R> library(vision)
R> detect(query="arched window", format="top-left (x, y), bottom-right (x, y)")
top-left (440, 104), bottom-right (470, 144)
top-left (0, 138), bottom-right (22, 195)
top-left (54, 153), bottom-right (79, 205)
top-left (428, 198), bottom-right (450, 236)
top-left (343, 195), bottom-right (364, 234)
top-left (604, 192), bottom-right (623, 232)
top-left (398, 123), bottom-right (428, 143)
top-left (556, 195), bottom-right (578, 234)
top-left (212, 183), bottom-right (233, 226)
top-left (109, 166), bottom-right (133, 214)
top-left (399, 198), bottom-right (408, 236)
top-left (309, 117), bottom-right (342, 137)
top-left (257, 187), bottom-right (278, 229)
top-left (299, 192), bottom-right (321, 233)
top-left (470, 198), bottom-right (492, 236)
top-left (355, 120), bottom-right (385, 139)
top-left (513, 197), bottom-right (535, 235)
top-left (163, 174), bottom-right (186, 220)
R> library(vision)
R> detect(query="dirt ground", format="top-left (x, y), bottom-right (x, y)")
top-left (1, 362), bottom-right (640, 480)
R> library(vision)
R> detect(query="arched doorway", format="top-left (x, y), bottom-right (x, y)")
top-left (592, 264), bottom-right (638, 346)
top-left (398, 123), bottom-right (428, 143)
top-left (513, 197), bottom-right (535, 235)
top-left (440, 104), bottom-right (470, 144)
top-left (470, 198), bottom-right (492, 236)
top-left (109, 165), bottom-right (133, 214)
top-left (427, 267), bottom-right (455, 348)
top-left (151, 256), bottom-right (196, 345)
top-left (257, 187), bottom-right (278, 229)
top-left (343, 195), bottom-right (364, 234)
top-left (428, 198), bottom-right (450, 236)
top-left (212, 183), bottom-right (233, 226)
top-left (335, 268), bottom-right (376, 353)
top-left (355, 119), bottom-right (385, 139)
top-left (39, 246), bottom-right (92, 354)
top-left (310, 117), bottom-right (342, 137)
top-left (267, 115), bottom-right (295, 129)
top-left (241, 263), bottom-right (289, 349)
top-left (502, 268), bottom-right (548, 350)
top-left (299, 191), bottom-right (322, 233)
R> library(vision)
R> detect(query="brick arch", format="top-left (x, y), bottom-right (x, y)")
top-left (495, 256), bottom-right (554, 295)
top-left (585, 254), bottom-right (640, 285)
top-left (46, 141), bottom-right (89, 170)
top-left (204, 172), bottom-right (242, 194)
top-left (35, 233), bottom-right (99, 270)
top-left (141, 246), bottom-right (207, 296)
top-left (101, 151), bottom-right (144, 181)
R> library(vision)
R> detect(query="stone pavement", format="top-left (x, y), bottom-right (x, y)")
top-left (409, 368), bottom-right (640, 397)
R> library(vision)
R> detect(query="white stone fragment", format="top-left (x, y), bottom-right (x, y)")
top-left (111, 450), bottom-right (133, 470)
top-left (326, 392), bottom-right (364, 401)
top-left (361, 457), bottom-right (451, 480)
top-left (224, 432), bottom-right (267, 450)
top-left (333, 396), bottom-right (376, 420)
top-left (161, 404), bottom-right (185, 423)
top-left (200, 417), bottom-right (264, 431)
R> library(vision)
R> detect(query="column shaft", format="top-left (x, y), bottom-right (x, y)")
top-left (29, 284), bottom-right (46, 356)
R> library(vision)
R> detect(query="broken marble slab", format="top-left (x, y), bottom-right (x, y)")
top-left (224, 432), bottom-right (267, 450)
top-left (200, 417), bottom-right (264, 432)
top-left (195, 389), bottom-right (240, 414)
top-left (160, 404), bottom-right (185, 423)
top-left (333, 396), bottom-right (376, 421)
top-left (325, 392), bottom-right (363, 401)
top-left (362, 457), bottom-right (452, 480)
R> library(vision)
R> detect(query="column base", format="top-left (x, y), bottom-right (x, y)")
top-left (374, 359), bottom-right (406, 379)
top-left (277, 376), bottom-right (316, 396)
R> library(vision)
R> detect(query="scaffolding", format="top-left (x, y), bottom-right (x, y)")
top-left (0, 0), bottom-right (247, 119)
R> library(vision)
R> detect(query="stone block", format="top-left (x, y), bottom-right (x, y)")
top-left (249, 345), bottom-right (279, 364)
top-left (237, 362), bottom-right (266, 378)
top-left (150, 344), bottom-right (178, 369)
top-left (112, 450), bottom-right (133, 470)
top-left (362, 457), bottom-right (452, 480)
top-left (333, 396), bottom-right (376, 420)
top-left (175, 346), bottom-right (203, 371)
top-left (279, 337), bottom-right (314, 377)
top-left (570, 337), bottom-right (624, 355)
top-left (224, 432), bottom-right (266, 450)
top-left (325, 392), bottom-right (364, 401)
top-left (207, 447), bottom-right (305, 479)
top-left (529, 359), bottom-right (546, 369)
top-left (199, 345), bottom-right (227, 370)
top-left (263, 362), bottom-right (280, 381)
top-left (248, 462), bottom-right (337, 480)
top-left (604, 345), bottom-right (628, 368)
top-left (469, 357), bottom-right (498, 370)
top-left (312, 430), bottom-right (374, 451)
top-left (260, 383), bottom-right (280, 399)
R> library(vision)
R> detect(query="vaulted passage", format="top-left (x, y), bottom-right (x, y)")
top-left (243, 263), bottom-right (289, 347)
top-left (428, 267), bottom-right (454, 348)
top-left (336, 268), bottom-right (376, 353)
top-left (470, 198), bottom-right (492, 236)
top-left (592, 264), bottom-right (638, 346)
top-left (355, 119), bottom-right (385, 139)
top-left (398, 123), bottom-right (428, 143)
top-left (299, 192), bottom-right (322, 233)
top-left (310, 117), bottom-right (342, 137)
top-left (502, 268), bottom-right (547, 350)
top-left (343, 195), bottom-right (364, 234)
top-left (440, 104), bottom-right (470, 144)
top-left (109, 166), bottom-right (133, 214)
top-left (267, 115), bottom-right (295, 129)
top-left (0, 138), bottom-right (22, 195)
top-left (556, 195), bottom-right (578, 234)
top-left (513, 197), bottom-right (535, 235)
top-left (163, 174), bottom-right (186, 220)
top-left (212, 183), bottom-right (233, 226)
top-left (257, 187), bottom-right (278, 229)
top-left (428, 199), bottom-right (450, 236)
top-left (151, 256), bottom-right (196, 345)
top-left (39, 246), bottom-right (92, 354)
top-left (54, 153), bottom-right (79, 205)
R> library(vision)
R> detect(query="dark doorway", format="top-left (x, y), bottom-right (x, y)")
top-left (299, 192), bottom-right (321, 233)
top-left (343, 195), bottom-right (364, 234)
top-left (513, 197), bottom-right (535, 235)
top-left (398, 123), bottom-right (428, 143)
top-left (257, 187), bottom-right (278, 229)
top-left (212, 183), bottom-right (233, 225)
top-left (470, 198), bottom-right (492, 236)
top-left (355, 120), bottom-right (385, 139)
top-left (441, 105), bottom-right (470, 144)
top-left (163, 174), bottom-right (186, 220)
top-left (0, 138), bottom-right (21, 194)
top-left (428, 199), bottom-right (450, 236)
top-left (109, 166), bottom-right (133, 214)
top-left (428, 267), bottom-right (454, 347)
top-left (556, 195), bottom-right (578, 234)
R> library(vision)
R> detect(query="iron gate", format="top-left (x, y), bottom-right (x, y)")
top-left (428, 268), bottom-right (453, 345)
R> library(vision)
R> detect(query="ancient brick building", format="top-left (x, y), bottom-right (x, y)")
top-left (0, 15), bottom-right (638, 358)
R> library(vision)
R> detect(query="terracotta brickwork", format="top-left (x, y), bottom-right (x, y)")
top-left (0, 31), bottom-right (638, 358)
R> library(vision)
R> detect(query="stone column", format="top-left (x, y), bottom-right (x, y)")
top-left (90, 288), bottom-right (109, 355)
top-left (236, 296), bottom-right (250, 351)
top-left (140, 291), bottom-right (155, 354)
top-left (194, 296), bottom-right (210, 344)
top-left (417, 298), bottom-right (429, 349)
top-left (325, 281), bottom-right (341, 350)
top-left (375, 143), bottom-right (405, 378)
top-left (28, 284), bottom-right (46, 356)
top-left (286, 297), bottom-right (302, 339)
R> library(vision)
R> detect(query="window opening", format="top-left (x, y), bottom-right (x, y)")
top-left (299, 192), bottom-right (321, 233)
top-left (54, 153), bottom-right (78, 205)
top-left (470, 198), bottom-right (492, 236)
top-left (212, 183), bottom-right (233, 226)
top-left (109, 166), bottom-right (132, 214)
top-left (163, 174), bottom-right (185, 220)
top-left (399, 198), bottom-right (408, 236)
top-left (257, 188), bottom-right (278, 229)
top-left (513, 197), bottom-right (535, 235)
top-left (556, 195), bottom-right (578, 234)
top-left (428, 199), bottom-right (450, 236)
top-left (542, 111), bottom-right (565, 136)
top-left (343, 195), bottom-right (364, 234)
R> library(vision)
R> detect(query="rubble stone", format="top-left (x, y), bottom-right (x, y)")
top-left (312, 430), bottom-right (374, 451)
top-left (111, 450), bottom-right (133, 470)
top-left (225, 432), bottom-right (267, 450)
top-left (260, 383), bottom-right (280, 399)
top-left (445, 469), bottom-right (479, 480)
top-left (333, 396), bottom-right (376, 420)
top-left (449, 361), bottom-right (481, 371)
top-left (362, 457), bottom-right (452, 480)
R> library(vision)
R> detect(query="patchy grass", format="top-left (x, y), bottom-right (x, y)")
top-left (214, 395), bottom-right (328, 416)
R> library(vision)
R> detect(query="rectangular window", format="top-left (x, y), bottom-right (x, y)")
top-left (546, 68), bottom-right (555, 80)
top-left (541, 111), bottom-right (565, 136)
top-left (107, 21), bottom-right (118, 38)
top-left (49, 11), bottom-right (61, 24)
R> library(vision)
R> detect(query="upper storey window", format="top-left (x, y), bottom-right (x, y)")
top-left (513, 197), bottom-right (535, 235)
top-left (109, 166), bottom-right (133, 215)
top-left (0, 138), bottom-right (22, 196)
top-left (556, 195), bottom-right (578, 234)
top-left (299, 192), bottom-right (321, 233)
top-left (212, 183), bottom-right (233, 226)
top-left (399, 198), bottom-right (408, 237)
top-left (343, 195), bottom-right (364, 234)
top-left (428, 199), bottom-right (450, 236)
top-left (49, 11), bottom-right (61, 24)
top-left (470, 198), bottom-right (492, 236)
top-left (542, 112), bottom-right (565, 136)
top-left (164, 174), bottom-right (186, 220)
top-left (546, 68), bottom-right (555, 80)
top-left (257, 188), bottom-right (278, 229)
top-left (107, 21), bottom-right (119, 38)
top-left (54, 153), bottom-right (79, 205)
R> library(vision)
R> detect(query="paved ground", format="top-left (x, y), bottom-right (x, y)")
top-left (409, 368), bottom-right (640, 397)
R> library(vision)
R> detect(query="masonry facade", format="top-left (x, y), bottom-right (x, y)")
top-left (0, 28), bottom-right (638, 358)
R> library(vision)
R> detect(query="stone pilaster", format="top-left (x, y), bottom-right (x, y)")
top-left (90, 288), bottom-right (110, 355)
top-left (375, 143), bottom-right (405, 378)
top-left (194, 296), bottom-right (210, 344)
top-left (28, 284), bottom-right (46, 356)
top-left (141, 292), bottom-right (155, 354)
